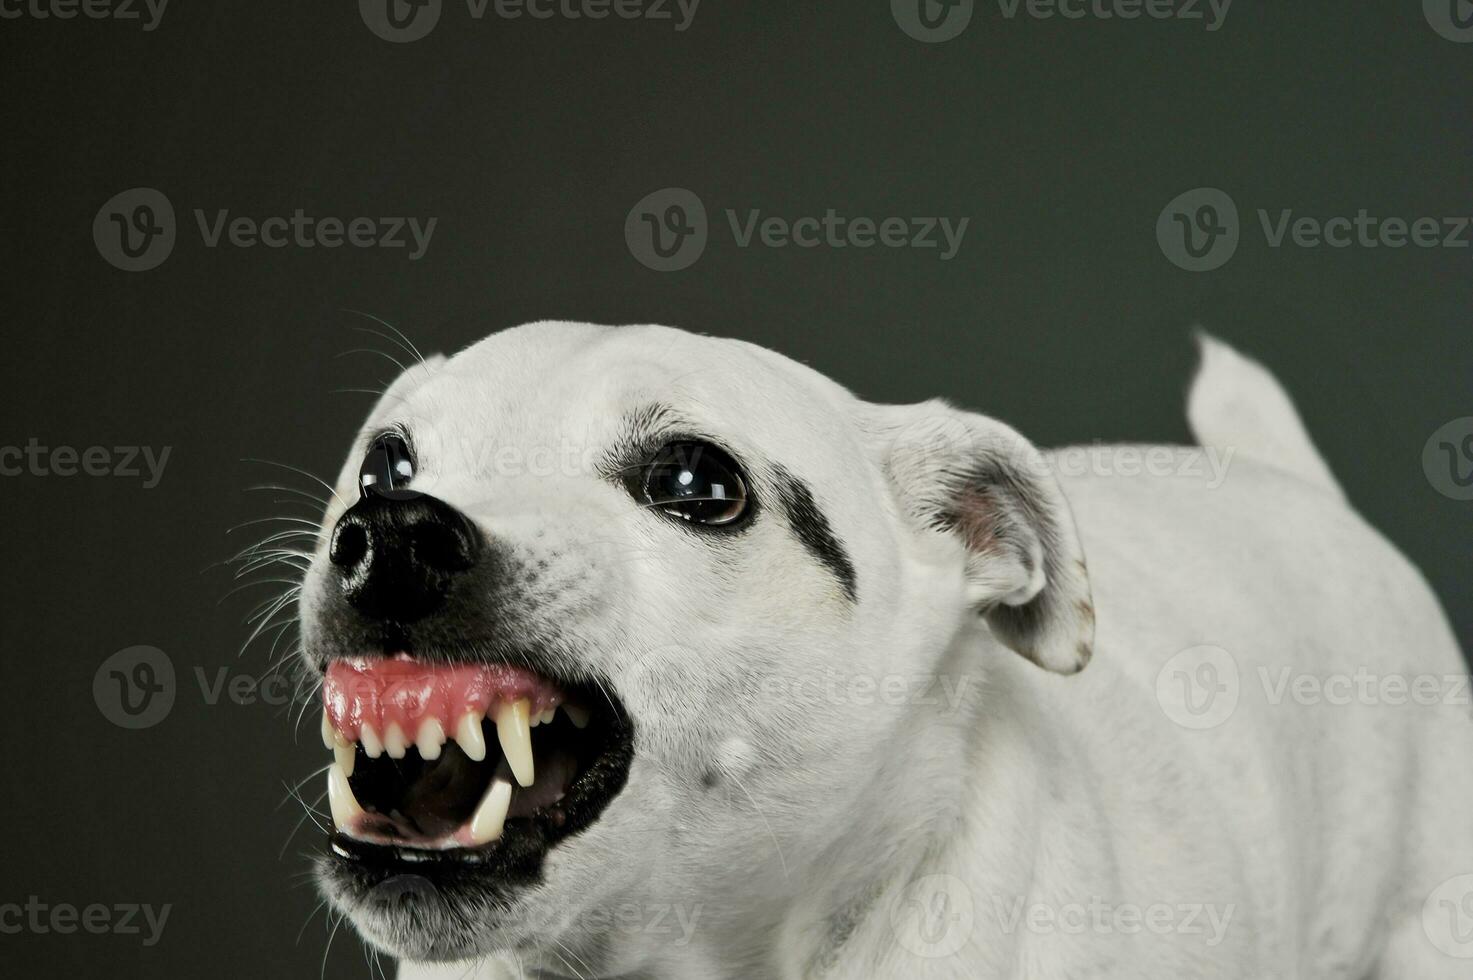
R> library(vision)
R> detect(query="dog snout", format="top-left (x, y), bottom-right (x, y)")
top-left (328, 494), bottom-right (482, 624)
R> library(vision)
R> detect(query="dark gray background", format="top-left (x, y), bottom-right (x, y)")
top-left (2, 1), bottom-right (1471, 976)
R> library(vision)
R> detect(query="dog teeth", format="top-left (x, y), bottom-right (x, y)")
top-left (320, 691), bottom-right (572, 836)
top-left (384, 722), bottom-right (409, 759)
top-left (318, 659), bottom-right (600, 845)
top-left (327, 764), bottom-right (364, 829)
top-left (333, 741), bottom-right (356, 777)
top-left (469, 767), bottom-right (514, 845)
top-left (496, 699), bottom-right (535, 787)
top-left (416, 718), bottom-right (446, 760)
top-left (360, 722), bottom-right (384, 759)
top-left (456, 712), bottom-right (487, 762)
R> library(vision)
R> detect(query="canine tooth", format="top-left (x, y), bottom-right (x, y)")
top-left (360, 722), bottom-right (384, 759)
top-left (384, 722), bottom-right (408, 759)
top-left (321, 711), bottom-right (336, 750)
top-left (468, 775), bottom-right (514, 845)
top-left (327, 764), bottom-right (364, 829)
top-left (416, 718), bottom-right (446, 760)
top-left (563, 704), bottom-right (590, 729)
top-left (455, 712), bottom-right (487, 762)
top-left (334, 741), bottom-right (356, 777)
top-left (496, 700), bottom-right (535, 787)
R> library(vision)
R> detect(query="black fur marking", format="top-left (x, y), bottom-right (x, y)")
top-left (772, 465), bottom-right (858, 603)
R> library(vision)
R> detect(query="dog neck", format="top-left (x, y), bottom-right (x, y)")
top-left (772, 636), bottom-right (1075, 980)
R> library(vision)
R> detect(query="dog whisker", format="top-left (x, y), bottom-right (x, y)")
top-left (243, 458), bottom-right (347, 509)
top-left (337, 346), bottom-right (410, 375)
top-left (227, 515), bottom-right (323, 534)
top-left (341, 309), bottom-right (430, 367)
top-left (295, 897), bottom-right (331, 948)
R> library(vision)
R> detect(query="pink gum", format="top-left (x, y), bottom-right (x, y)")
top-left (323, 656), bottom-right (563, 740)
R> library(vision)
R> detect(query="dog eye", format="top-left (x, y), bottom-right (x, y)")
top-left (360, 432), bottom-right (415, 498)
top-left (640, 441), bottom-right (749, 527)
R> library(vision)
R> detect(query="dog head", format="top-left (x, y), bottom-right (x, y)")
top-left (298, 321), bottom-right (1092, 970)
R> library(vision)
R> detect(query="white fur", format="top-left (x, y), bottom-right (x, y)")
top-left (299, 323), bottom-right (1472, 979)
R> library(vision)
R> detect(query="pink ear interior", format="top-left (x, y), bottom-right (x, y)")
top-left (953, 488), bottom-right (1001, 555)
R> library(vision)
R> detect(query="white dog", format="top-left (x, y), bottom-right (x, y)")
top-left (295, 321), bottom-right (1473, 979)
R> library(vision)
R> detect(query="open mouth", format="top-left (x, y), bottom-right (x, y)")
top-left (319, 653), bottom-right (633, 876)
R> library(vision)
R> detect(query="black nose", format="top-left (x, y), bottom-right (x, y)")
top-left (328, 494), bottom-right (482, 624)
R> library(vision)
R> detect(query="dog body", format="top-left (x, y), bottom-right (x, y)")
top-left (298, 323), bottom-right (1472, 980)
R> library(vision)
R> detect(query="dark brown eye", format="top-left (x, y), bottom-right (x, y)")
top-left (359, 432), bottom-right (416, 499)
top-left (640, 441), bottom-right (749, 527)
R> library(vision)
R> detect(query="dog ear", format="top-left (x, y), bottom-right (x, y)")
top-left (867, 400), bottom-right (1094, 674)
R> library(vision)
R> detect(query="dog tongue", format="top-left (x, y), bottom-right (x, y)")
top-left (322, 655), bottom-right (563, 741)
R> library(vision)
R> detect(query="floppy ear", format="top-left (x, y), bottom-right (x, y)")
top-left (869, 400), bottom-right (1094, 674)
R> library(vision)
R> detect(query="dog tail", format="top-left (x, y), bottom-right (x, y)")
top-left (1187, 333), bottom-right (1344, 499)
